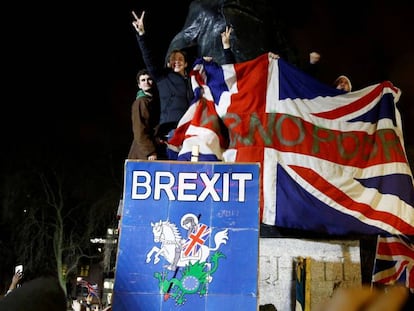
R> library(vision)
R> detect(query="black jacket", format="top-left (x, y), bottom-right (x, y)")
top-left (136, 33), bottom-right (235, 138)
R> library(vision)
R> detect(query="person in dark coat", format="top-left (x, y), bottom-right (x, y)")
top-left (131, 10), bottom-right (235, 159)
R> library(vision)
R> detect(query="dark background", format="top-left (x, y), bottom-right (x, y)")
top-left (3, 0), bottom-right (414, 164)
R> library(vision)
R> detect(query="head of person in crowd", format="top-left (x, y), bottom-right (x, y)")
top-left (0, 276), bottom-right (66, 311)
top-left (334, 75), bottom-right (352, 92)
top-left (166, 49), bottom-right (188, 77)
top-left (71, 299), bottom-right (87, 311)
top-left (136, 69), bottom-right (154, 96)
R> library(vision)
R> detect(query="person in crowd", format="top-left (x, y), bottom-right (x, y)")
top-left (4, 270), bottom-right (23, 296)
top-left (334, 74), bottom-right (352, 92)
top-left (314, 284), bottom-right (410, 311)
top-left (302, 51), bottom-right (321, 78)
top-left (127, 68), bottom-right (161, 160)
top-left (0, 276), bottom-right (66, 311)
top-left (269, 50), bottom-right (320, 77)
top-left (131, 10), bottom-right (235, 159)
top-left (84, 293), bottom-right (93, 311)
top-left (71, 299), bottom-right (87, 311)
top-left (102, 292), bottom-right (113, 311)
top-left (275, 49), bottom-right (353, 93)
top-left (305, 52), bottom-right (353, 92)
top-left (303, 52), bottom-right (352, 92)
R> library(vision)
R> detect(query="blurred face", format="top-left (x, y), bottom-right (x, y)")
top-left (168, 52), bottom-right (187, 75)
top-left (138, 74), bottom-right (153, 92)
top-left (336, 77), bottom-right (351, 92)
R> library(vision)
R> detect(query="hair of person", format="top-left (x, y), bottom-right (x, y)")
top-left (136, 69), bottom-right (150, 82)
top-left (167, 49), bottom-right (187, 67)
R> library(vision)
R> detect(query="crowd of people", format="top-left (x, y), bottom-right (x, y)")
top-left (128, 10), bottom-right (235, 161)
top-left (0, 271), bottom-right (111, 311)
top-left (1, 271), bottom-right (411, 310)
top-left (0, 274), bottom-right (67, 311)
top-left (3, 6), bottom-right (411, 311)
top-left (127, 10), bottom-right (353, 162)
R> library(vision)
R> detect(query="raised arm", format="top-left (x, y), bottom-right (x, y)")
top-left (6, 271), bottom-right (23, 295)
top-left (132, 10), bottom-right (145, 35)
top-left (221, 26), bottom-right (236, 64)
top-left (131, 10), bottom-right (163, 80)
top-left (221, 26), bottom-right (232, 49)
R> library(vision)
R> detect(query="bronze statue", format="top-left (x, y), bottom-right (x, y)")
top-left (166, 0), bottom-right (297, 66)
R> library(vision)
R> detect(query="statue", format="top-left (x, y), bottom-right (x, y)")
top-left (166, 0), bottom-right (297, 66)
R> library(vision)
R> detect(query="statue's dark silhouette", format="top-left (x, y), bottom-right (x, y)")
top-left (166, 0), bottom-right (297, 66)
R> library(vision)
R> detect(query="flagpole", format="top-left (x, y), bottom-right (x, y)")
top-left (191, 145), bottom-right (199, 162)
top-left (304, 257), bottom-right (311, 311)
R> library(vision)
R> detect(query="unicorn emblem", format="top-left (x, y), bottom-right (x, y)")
top-left (146, 214), bottom-right (228, 271)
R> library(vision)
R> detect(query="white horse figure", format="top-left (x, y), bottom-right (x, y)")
top-left (146, 220), bottom-right (228, 270)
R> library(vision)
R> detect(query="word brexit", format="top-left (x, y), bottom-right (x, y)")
top-left (130, 171), bottom-right (253, 202)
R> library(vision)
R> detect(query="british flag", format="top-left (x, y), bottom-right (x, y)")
top-left (372, 235), bottom-right (414, 292)
top-left (169, 54), bottom-right (414, 236)
top-left (79, 279), bottom-right (99, 298)
top-left (182, 224), bottom-right (211, 257)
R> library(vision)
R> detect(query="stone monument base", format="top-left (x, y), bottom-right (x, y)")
top-left (258, 238), bottom-right (362, 311)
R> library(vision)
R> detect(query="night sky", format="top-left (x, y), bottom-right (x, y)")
top-left (3, 0), bottom-right (414, 168)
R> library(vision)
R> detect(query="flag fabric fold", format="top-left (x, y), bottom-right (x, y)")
top-left (372, 235), bottom-right (414, 293)
top-left (169, 53), bottom-right (414, 236)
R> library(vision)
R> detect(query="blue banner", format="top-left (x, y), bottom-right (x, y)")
top-left (113, 161), bottom-right (260, 310)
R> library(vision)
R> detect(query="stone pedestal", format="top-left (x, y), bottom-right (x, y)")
top-left (258, 238), bottom-right (361, 311)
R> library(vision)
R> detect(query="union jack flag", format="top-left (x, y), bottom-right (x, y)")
top-left (182, 224), bottom-right (211, 257)
top-left (169, 53), bottom-right (414, 236)
top-left (79, 279), bottom-right (99, 298)
top-left (372, 235), bottom-right (414, 292)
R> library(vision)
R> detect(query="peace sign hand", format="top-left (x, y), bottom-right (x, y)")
top-left (221, 26), bottom-right (233, 49)
top-left (132, 10), bottom-right (145, 35)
